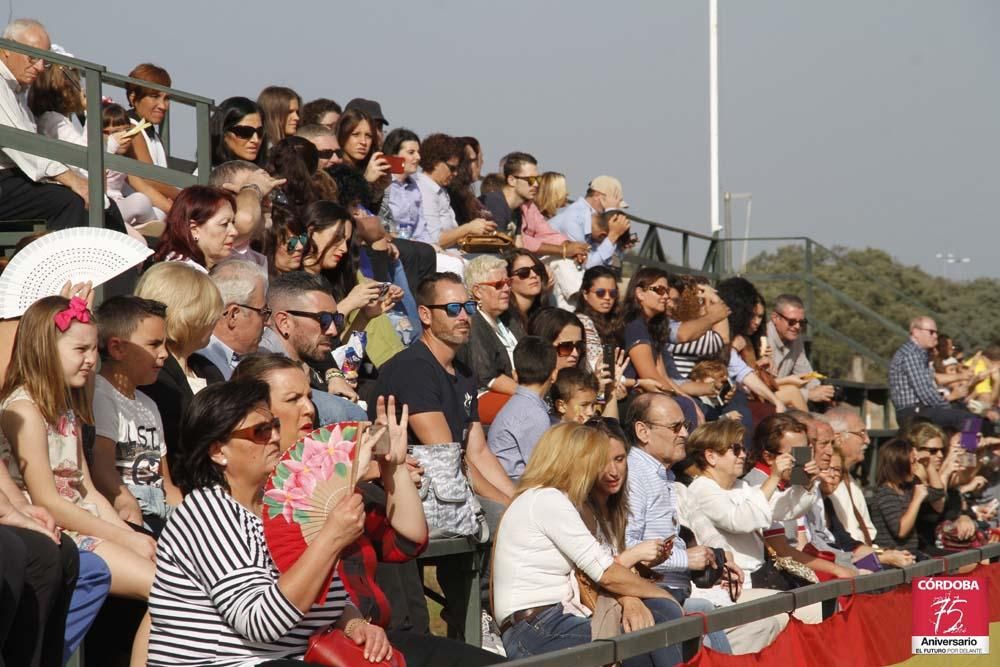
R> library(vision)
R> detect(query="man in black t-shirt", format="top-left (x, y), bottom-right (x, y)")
top-left (372, 272), bottom-right (515, 506)
top-left (479, 151), bottom-right (537, 237)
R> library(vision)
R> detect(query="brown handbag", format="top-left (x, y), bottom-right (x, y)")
top-left (458, 231), bottom-right (514, 254)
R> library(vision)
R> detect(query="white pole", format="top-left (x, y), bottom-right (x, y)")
top-left (709, 0), bottom-right (722, 233)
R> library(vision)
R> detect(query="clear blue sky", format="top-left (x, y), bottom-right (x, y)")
top-left (29, 1), bottom-right (1000, 278)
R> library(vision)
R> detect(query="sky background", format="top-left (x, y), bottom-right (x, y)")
top-left (27, 1), bottom-right (1000, 278)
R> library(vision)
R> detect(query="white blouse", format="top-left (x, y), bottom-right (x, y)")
top-left (492, 486), bottom-right (615, 625)
top-left (687, 475), bottom-right (773, 578)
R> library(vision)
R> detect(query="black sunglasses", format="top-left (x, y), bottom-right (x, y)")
top-left (554, 340), bottom-right (586, 357)
top-left (728, 443), bottom-right (745, 457)
top-left (229, 416), bottom-right (280, 445)
top-left (426, 301), bottom-right (477, 317)
top-left (316, 149), bottom-right (336, 159)
top-left (510, 266), bottom-right (543, 280)
top-left (228, 125), bottom-right (264, 140)
top-left (285, 309), bottom-right (345, 331)
top-left (775, 311), bottom-right (808, 329)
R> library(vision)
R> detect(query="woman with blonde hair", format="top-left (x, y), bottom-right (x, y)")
top-left (134, 262), bottom-right (224, 503)
top-left (492, 422), bottom-right (683, 664)
top-left (535, 172), bottom-right (568, 219)
top-left (257, 85), bottom-right (302, 148)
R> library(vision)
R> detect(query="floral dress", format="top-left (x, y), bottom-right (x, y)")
top-left (0, 387), bottom-right (102, 551)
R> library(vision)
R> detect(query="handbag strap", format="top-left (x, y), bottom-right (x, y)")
top-left (845, 478), bottom-right (874, 546)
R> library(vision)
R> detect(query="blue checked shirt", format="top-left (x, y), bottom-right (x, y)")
top-left (888, 339), bottom-right (945, 410)
top-left (625, 446), bottom-right (690, 591)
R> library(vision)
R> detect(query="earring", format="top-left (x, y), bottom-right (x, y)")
top-left (220, 458), bottom-right (228, 466)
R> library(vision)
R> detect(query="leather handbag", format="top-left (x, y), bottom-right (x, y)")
top-left (458, 231), bottom-right (514, 254)
top-left (304, 626), bottom-right (406, 667)
top-left (690, 547), bottom-right (727, 589)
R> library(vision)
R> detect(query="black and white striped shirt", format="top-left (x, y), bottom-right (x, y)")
top-left (147, 485), bottom-right (351, 666)
top-left (667, 330), bottom-right (725, 380)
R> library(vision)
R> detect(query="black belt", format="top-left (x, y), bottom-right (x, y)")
top-left (499, 604), bottom-right (556, 634)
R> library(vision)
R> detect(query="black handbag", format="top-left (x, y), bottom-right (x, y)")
top-left (690, 547), bottom-right (727, 589)
top-left (750, 546), bottom-right (816, 591)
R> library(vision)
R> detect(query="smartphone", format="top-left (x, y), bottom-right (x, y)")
top-left (602, 344), bottom-right (616, 371)
top-left (377, 282), bottom-right (391, 300)
top-left (790, 446), bottom-right (812, 486)
top-left (382, 155), bottom-right (406, 174)
top-left (371, 427), bottom-right (391, 456)
top-left (959, 417), bottom-right (982, 467)
top-left (718, 379), bottom-right (733, 398)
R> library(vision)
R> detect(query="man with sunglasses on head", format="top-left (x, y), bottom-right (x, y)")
top-left (0, 19), bottom-right (93, 229)
top-left (259, 271), bottom-right (368, 423)
top-left (766, 294), bottom-right (835, 404)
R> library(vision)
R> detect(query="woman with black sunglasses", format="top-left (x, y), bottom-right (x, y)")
top-left (504, 249), bottom-right (548, 339)
top-left (527, 307), bottom-right (587, 373)
top-left (209, 97), bottom-right (265, 167)
top-left (575, 266), bottom-right (624, 373)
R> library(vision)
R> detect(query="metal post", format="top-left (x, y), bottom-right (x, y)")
top-left (195, 101), bottom-right (211, 184)
top-left (84, 68), bottom-right (104, 229)
top-left (709, 0), bottom-right (721, 234)
top-left (682, 233), bottom-right (690, 269)
top-left (159, 108), bottom-right (170, 156)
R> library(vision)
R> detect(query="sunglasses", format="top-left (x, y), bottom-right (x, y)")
top-left (554, 340), bottom-right (586, 357)
top-left (228, 125), bottom-right (264, 140)
top-left (445, 161), bottom-right (460, 173)
top-left (229, 416), bottom-right (281, 444)
top-left (316, 149), bottom-right (337, 159)
top-left (510, 266), bottom-right (543, 280)
top-left (775, 311), bottom-right (808, 329)
top-left (285, 309), bottom-right (345, 331)
top-left (728, 443), bottom-right (745, 457)
top-left (285, 233), bottom-right (308, 253)
top-left (918, 446), bottom-right (945, 454)
top-left (512, 175), bottom-right (541, 186)
top-left (644, 284), bottom-right (669, 296)
top-left (590, 287), bottom-right (619, 300)
top-left (426, 301), bottom-right (477, 317)
top-left (477, 277), bottom-right (512, 290)
top-left (646, 419), bottom-right (692, 434)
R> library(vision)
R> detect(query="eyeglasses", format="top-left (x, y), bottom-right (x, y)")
top-left (228, 125), bottom-right (264, 140)
top-left (728, 443), bottom-right (745, 457)
top-left (477, 277), bottom-right (512, 290)
top-left (445, 161), bottom-right (460, 173)
top-left (512, 175), bottom-right (541, 186)
top-left (285, 234), bottom-right (308, 253)
top-left (316, 149), bottom-right (337, 160)
top-left (775, 311), bottom-right (808, 329)
top-left (590, 287), bottom-right (619, 300)
top-left (645, 419), bottom-right (691, 435)
top-left (844, 429), bottom-right (868, 440)
top-left (239, 303), bottom-right (272, 320)
top-left (285, 309), bottom-right (345, 332)
top-left (644, 285), bottom-right (669, 296)
top-left (24, 52), bottom-right (51, 70)
top-left (426, 301), bottom-right (477, 317)
top-left (918, 446), bottom-right (945, 454)
top-left (510, 266), bottom-right (543, 280)
top-left (915, 327), bottom-right (938, 336)
top-left (554, 340), bottom-right (586, 357)
top-left (229, 416), bottom-right (281, 445)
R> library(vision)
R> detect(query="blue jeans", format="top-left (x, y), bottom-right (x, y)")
top-left (621, 597), bottom-right (684, 667)
top-left (65, 552), bottom-right (111, 662)
top-left (313, 389), bottom-right (368, 424)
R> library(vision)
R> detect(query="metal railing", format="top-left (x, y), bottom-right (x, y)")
top-left (0, 37), bottom-right (212, 230)
top-left (504, 543), bottom-right (1000, 666)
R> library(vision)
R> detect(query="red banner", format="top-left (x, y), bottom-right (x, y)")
top-left (686, 562), bottom-right (1000, 667)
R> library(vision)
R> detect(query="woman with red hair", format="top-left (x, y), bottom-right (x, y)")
top-left (125, 63), bottom-right (179, 215)
top-left (151, 186), bottom-right (237, 271)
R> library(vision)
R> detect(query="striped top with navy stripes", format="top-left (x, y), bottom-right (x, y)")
top-left (147, 485), bottom-right (352, 666)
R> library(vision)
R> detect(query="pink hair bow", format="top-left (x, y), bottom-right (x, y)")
top-left (54, 297), bottom-right (92, 332)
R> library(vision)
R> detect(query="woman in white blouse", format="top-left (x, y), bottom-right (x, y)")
top-left (147, 378), bottom-right (392, 666)
top-left (492, 422), bottom-right (683, 664)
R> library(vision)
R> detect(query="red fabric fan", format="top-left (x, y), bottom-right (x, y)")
top-left (263, 422), bottom-right (363, 603)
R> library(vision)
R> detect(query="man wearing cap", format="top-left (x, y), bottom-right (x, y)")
top-left (549, 175), bottom-right (631, 268)
top-left (344, 97), bottom-right (388, 142)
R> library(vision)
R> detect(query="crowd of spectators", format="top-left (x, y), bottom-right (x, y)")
top-left (0, 16), bottom-right (998, 667)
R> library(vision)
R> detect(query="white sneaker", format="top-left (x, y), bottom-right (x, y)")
top-left (480, 611), bottom-right (507, 657)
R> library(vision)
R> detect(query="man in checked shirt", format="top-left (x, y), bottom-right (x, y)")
top-left (889, 316), bottom-right (992, 434)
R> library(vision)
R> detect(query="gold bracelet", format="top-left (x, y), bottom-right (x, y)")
top-left (344, 617), bottom-right (368, 639)
top-left (562, 241), bottom-right (568, 259)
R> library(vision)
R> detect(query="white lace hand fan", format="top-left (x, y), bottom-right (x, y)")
top-left (0, 228), bottom-right (151, 318)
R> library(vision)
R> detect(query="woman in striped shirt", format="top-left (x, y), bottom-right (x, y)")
top-left (147, 379), bottom-right (389, 666)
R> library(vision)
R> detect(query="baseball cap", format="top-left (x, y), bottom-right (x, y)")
top-left (589, 175), bottom-right (628, 208)
top-left (344, 98), bottom-right (388, 127)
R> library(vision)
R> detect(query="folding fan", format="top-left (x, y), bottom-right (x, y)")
top-left (263, 422), bottom-right (364, 602)
top-left (0, 227), bottom-right (152, 318)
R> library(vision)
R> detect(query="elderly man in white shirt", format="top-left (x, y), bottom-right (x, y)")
top-left (0, 18), bottom-right (90, 229)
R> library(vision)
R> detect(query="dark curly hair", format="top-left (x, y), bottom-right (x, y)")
top-left (419, 133), bottom-right (462, 173)
top-left (326, 163), bottom-right (373, 211)
top-left (717, 276), bottom-right (766, 350)
top-left (623, 267), bottom-right (671, 351)
top-left (669, 274), bottom-right (708, 322)
top-left (266, 137), bottom-right (320, 211)
top-left (576, 265), bottom-right (624, 348)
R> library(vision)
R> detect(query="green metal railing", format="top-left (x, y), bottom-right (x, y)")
top-left (507, 543), bottom-right (1000, 666)
top-left (0, 37), bottom-right (212, 230)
